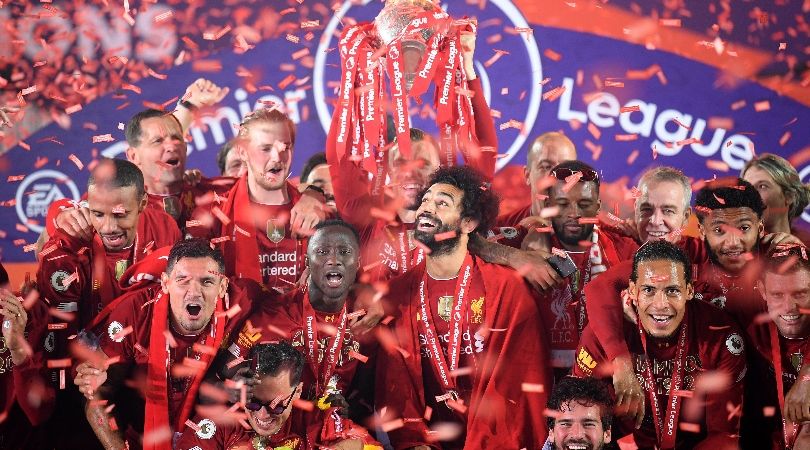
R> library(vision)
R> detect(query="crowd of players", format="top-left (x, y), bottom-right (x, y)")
top-left (1, 37), bottom-right (810, 450)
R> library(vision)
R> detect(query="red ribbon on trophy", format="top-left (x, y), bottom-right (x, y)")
top-left (334, 0), bottom-right (479, 194)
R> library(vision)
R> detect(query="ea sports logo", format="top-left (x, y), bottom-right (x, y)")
top-left (313, 0), bottom-right (542, 172)
top-left (15, 170), bottom-right (80, 233)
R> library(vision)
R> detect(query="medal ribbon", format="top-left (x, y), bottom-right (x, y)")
top-left (417, 253), bottom-right (474, 392)
top-left (396, 226), bottom-right (424, 275)
top-left (301, 290), bottom-right (348, 397)
top-left (770, 322), bottom-right (800, 449)
top-left (638, 312), bottom-right (689, 450)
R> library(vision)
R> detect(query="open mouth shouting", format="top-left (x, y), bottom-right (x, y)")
top-left (185, 301), bottom-right (204, 320)
top-left (264, 165), bottom-right (286, 181)
top-left (323, 270), bottom-right (345, 289)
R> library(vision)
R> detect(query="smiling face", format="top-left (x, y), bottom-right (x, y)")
top-left (87, 184), bottom-right (147, 252)
top-left (700, 207), bottom-right (762, 274)
top-left (161, 257), bottom-right (228, 335)
top-left (759, 269), bottom-right (810, 340)
top-left (630, 259), bottom-right (693, 339)
top-left (551, 400), bottom-right (611, 450)
top-left (307, 225), bottom-right (360, 308)
top-left (248, 368), bottom-right (301, 437)
top-left (414, 183), bottom-right (477, 255)
top-left (126, 116), bottom-right (187, 189)
top-left (239, 121), bottom-right (294, 193)
top-left (635, 180), bottom-right (691, 243)
top-left (548, 181), bottom-right (600, 248)
top-left (388, 139), bottom-right (441, 209)
top-left (744, 166), bottom-right (791, 230)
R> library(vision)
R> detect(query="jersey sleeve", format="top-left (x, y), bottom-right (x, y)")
top-left (462, 78), bottom-right (497, 182)
top-left (36, 230), bottom-right (92, 327)
top-left (584, 260), bottom-right (633, 361)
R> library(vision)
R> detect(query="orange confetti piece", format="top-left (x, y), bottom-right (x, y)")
top-left (278, 74), bottom-right (296, 90)
top-left (542, 86), bottom-right (565, 102)
top-left (615, 134), bottom-right (638, 141)
top-left (543, 49), bottom-right (562, 62)
top-left (754, 101), bottom-right (771, 112)
top-left (348, 350), bottom-right (368, 363)
top-left (706, 160), bottom-right (730, 172)
top-left (587, 122), bottom-right (601, 140)
top-left (521, 383), bottom-right (545, 393)
top-left (203, 25), bottom-right (232, 41)
top-left (68, 154), bottom-right (84, 170)
top-left (435, 231), bottom-right (457, 241)
top-left (192, 60), bottom-right (223, 72)
top-left (708, 117), bottom-right (734, 129)
top-left (679, 422), bottom-right (701, 433)
top-left (47, 358), bottom-right (72, 369)
top-left (92, 134), bottom-right (114, 143)
top-left (65, 104), bottom-right (82, 115)
top-left (659, 19), bottom-right (682, 27)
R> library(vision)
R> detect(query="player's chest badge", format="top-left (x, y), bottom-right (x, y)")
top-left (437, 295), bottom-right (454, 322)
top-left (267, 219), bottom-right (285, 244)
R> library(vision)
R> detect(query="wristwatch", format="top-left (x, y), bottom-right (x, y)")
top-left (177, 99), bottom-right (198, 111)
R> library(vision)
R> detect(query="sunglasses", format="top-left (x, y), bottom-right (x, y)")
top-left (245, 386), bottom-right (298, 414)
top-left (550, 168), bottom-right (599, 183)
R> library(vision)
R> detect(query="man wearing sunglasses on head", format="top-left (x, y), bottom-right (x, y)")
top-left (178, 342), bottom-right (380, 450)
top-left (495, 161), bottom-right (636, 378)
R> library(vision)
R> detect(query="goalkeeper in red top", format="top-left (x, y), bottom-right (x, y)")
top-left (574, 240), bottom-right (746, 450)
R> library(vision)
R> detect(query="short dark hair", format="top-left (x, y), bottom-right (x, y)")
top-left (88, 158), bottom-right (146, 198)
top-left (251, 341), bottom-right (305, 386)
top-left (419, 166), bottom-right (499, 236)
top-left (631, 240), bottom-right (692, 285)
top-left (761, 245), bottom-right (810, 278)
top-left (694, 178), bottom-right (765, 223)
top-left (165, 238), bottom-right (226, 275)
top-left (217, 139), bottom-right (237, 175)
top-left (313, 218), bottom-right (360, 246)
top-left (550, 160), bottom-right (601, 189)
top-left (299, 152), bottom-right (328, 184)
top-left (125, 109), bottom-right (181, 148)
top-left (547, 376), bottom-right (614, 430)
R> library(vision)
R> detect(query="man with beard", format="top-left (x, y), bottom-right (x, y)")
top-left (543, 376), bottom-right (614, 450)
top-left (73, 239), bottom-right (260, 450)
top-left (37, 159), bottom-right (181, 383)
top-left (518, 161), bottom-right (636, 377)
top-left (216, 219), bottom-right (380, 448)
top-left (188, 108), bottom-right (328, 294)
top-left (574, 241), bottom-right (746, 450)
top-left (375, 166), bottom-right (551, 449)
top-left (325, 31), bottom-right (498, 283)
top-left (746, 246), bottom-right (810, 449)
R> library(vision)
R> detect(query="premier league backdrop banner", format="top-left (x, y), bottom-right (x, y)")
top-left (1, 0), bottom-right (808, 262)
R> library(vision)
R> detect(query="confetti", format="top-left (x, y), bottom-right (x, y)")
top-left (348, 350), bottom-right (368, 363)
top-left (521, 383), bottom-right (545, 393)
top-left (754, 101), bottom-right (771, 112)
top-left (92, 134), bottom-right (114, 143)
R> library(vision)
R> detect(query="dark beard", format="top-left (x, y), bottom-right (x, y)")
top-left (413, 222), bottom-right (462, 257)
top-left (552, 220), bottom-right (595, 247)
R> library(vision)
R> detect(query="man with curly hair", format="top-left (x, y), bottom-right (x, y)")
top-left (544, 376), bottom-right (615, 450)
top-left (375, 165), bottom-right (552, 449)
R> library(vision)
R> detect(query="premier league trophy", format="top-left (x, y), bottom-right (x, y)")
top-left (333, 0), bottom-right (477, 188)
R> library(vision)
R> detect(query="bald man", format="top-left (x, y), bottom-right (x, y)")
top-left (499, 132), bottom-right (577, 227)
